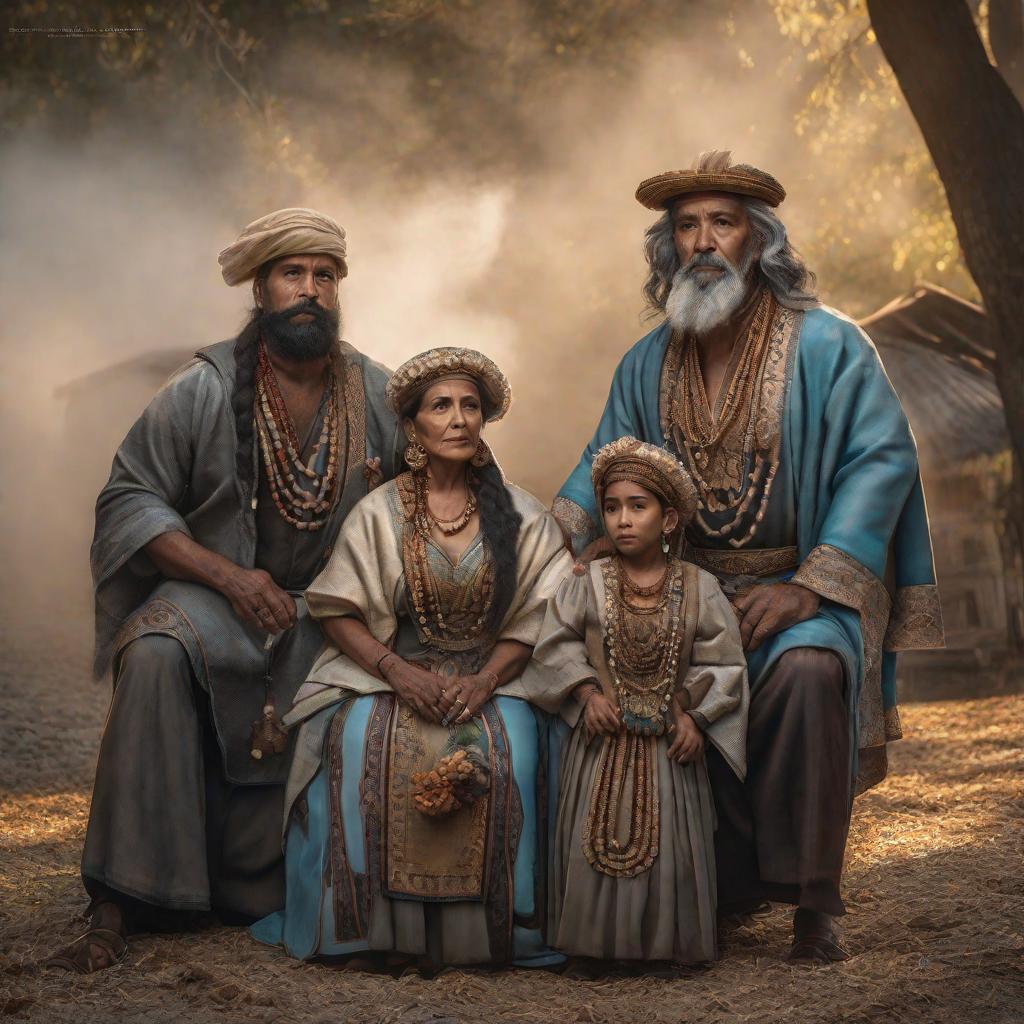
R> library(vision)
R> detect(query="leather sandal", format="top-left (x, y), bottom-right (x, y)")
top-left (44, 928), bottom-right (128, 974)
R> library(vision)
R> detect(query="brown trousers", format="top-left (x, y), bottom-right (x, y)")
top-left (707, 647), bottom-right (851, 917)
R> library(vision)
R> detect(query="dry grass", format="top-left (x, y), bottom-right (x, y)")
top-left (1, 615), bottom-right (1021, 1023)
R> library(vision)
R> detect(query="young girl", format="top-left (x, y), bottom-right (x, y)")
top-left (536, 436), bottom-right (748, 964)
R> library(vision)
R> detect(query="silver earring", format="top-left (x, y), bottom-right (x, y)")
top-left (661, 533), bottom-right (670, 554)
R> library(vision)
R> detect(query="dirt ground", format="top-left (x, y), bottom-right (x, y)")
top-left (1, 613), bottom-right (1022, 1024)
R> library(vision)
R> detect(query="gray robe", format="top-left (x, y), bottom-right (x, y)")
top-left (90, 338), bottom-right (401, 786)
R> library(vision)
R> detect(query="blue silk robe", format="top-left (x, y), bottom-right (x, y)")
top-left (554, 303), bottom-right (944, 791)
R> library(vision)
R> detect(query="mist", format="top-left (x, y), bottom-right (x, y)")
top-left (0, 2), bottom-right (924, 646)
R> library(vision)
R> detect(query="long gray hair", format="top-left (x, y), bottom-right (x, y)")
top-left (641, 197), bottom-right (817, 316)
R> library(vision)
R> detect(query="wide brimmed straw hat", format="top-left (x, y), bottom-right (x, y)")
top-left (385, 347), bottom-right (512, 422)
top-left (592, 436), bottom-right (698, 525)
top-left (635, 150), bottom-right (785, 210)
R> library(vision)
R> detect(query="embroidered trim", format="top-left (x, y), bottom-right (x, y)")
top-left (551, 495), bottom-right (597, 552)
top-left (885, 584), bottom-right (945, 651)
top-left (481, 701), bottom-right (518, 963)
top-left (854, 745), bottom-right (888, 797)
top-left (685, 545), bottom-right (798, 579)
top-left (112, 597), bottom-right (210, 686)
top-left (792, 543), bottom-right (892, 751)
top-left (340, 352), bottom-right (366, 502)
top-left (327, 701), bottom-right (369, 942)
top-left (884, 705), bottom-right (903, 743)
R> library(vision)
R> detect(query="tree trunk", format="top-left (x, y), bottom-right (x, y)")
top-left (867, 0), bottom-right (1024, 553)
top-left (989, 0), bottom-right (1024, 104)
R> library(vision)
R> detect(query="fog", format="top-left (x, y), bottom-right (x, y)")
top-left (0, 3), bottom-right (927, 642)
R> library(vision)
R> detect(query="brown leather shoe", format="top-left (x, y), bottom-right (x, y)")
top-left (785, 908), bottom-right (851, 965)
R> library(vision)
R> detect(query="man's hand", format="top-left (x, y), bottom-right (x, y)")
top-left (220, 567), bottom-right (297, 633)
top-left (574, 536), bottom-right (614, 574)
top-left (666, 708), bottom-right (704, 763)
top-left (578, 684), bottom-right (621, 741)
top-left (144, 531), bottom-right (297, 634)
top-left (733, 582), bottom-right (820, 651)
top-left (380, 657), bottom-right (447, 724)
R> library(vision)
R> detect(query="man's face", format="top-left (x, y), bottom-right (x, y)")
top-left (671, 192), bottom-right (752, 271)
top-left (255, 254), bottom-right (341, 362)
top-left (257, 254), bottom-right (340, 316)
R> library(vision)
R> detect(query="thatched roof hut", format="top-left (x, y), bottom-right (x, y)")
top-left (861, 285), bottom-right (1023, 699)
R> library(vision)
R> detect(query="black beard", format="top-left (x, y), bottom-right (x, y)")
top-left (256, 300), bottom-right (340, 361)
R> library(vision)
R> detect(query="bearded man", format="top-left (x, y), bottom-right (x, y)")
top-left (552, 152), bottom-right (944, 962)
top-left (48, 209), bottom-right (401, 973)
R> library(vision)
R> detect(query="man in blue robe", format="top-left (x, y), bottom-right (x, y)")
top-left (552, 151), bottom-right (944, 962)
top-left (48, 209), bottom-right (401, 973)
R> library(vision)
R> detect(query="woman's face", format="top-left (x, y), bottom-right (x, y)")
top-left (601, 479), bottom-right (678, 557)
top-left (406, 378), bottom-right (483, 466)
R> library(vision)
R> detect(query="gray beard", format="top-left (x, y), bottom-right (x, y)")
top-left (665, 250), bottom-right (755, 336)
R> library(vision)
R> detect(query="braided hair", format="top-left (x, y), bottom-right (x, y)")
top-left (473, 458), bottom-right (523, 632)
top-left (401, 393), bottom-right (522, 633)
top-left (231, 264), bottom-right (271, 495)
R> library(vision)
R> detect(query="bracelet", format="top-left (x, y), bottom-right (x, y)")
top-left (376, 651), bottom-right (397, 676)
top-left (575, 681), bottom-right (600, 704)
top-left (479, 669), bottom-right (500, 692)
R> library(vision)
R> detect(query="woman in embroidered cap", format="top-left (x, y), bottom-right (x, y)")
top-left (535, 437), bottom-right (748, 964)
top-left (251, 347), bottom-right (575, 967)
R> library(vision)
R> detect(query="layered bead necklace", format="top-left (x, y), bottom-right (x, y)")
top-left (666, 288), bottom-right (781, 548)
top-left (602, 555), bottom-right (686, 737)
top-left (416, 472), bottom-right (477, 537)
top-left (400, 471), bottom-right (494, 652)
top-left (584, 555), bottom-right (685, 879)
top-left (254, 341), bottom-right (340, 531)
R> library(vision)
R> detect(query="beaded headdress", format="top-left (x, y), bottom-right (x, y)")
top-left (385, 347), bottom-right (512, 422)
top-left (592, 436), bottom-right (698, 527)
top-left (635, 149), bottom-right (785, 210)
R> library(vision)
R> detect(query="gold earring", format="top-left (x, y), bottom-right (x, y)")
top-left (404, 438), bottom-right (428, 471)
top-left (470, 439), bottom-right (492, 468)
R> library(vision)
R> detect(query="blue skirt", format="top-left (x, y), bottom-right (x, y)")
top-left (251, 694), bottom-right (564, 967)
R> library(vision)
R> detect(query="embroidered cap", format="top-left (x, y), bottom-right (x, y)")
top-left (385, 347), bottom-right (512, 422)
top-left (592, 436), bottom-right (698, 526)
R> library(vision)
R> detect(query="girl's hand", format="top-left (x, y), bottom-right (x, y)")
top-left (666, 707), bottom-right (704, 763)
top-left (578, 684), bottom-right (621, 740)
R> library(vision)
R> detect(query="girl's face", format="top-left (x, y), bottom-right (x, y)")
top-left (601, 479), bottom-right (678, 557)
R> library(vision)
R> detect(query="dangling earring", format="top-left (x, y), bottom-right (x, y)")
top-left (404, 437), bottom-right (428, 471)
top-left (661, 531), bottom-right (671, 555)
top-left (470, 439), bottom-right (492, 468)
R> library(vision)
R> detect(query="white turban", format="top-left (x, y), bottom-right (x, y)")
top-left (217, 207), bottom-right (348, 286)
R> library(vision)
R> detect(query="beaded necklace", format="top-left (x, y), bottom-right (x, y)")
top-left (254, 341), bottom-right (340, 531)
top-left (666, 288), bottom-right (781, 548)
top-left (422, 475), bottom-right (478, 536)
top-left (603, 555), bottom-right (685, 736)
top-left (399, 472), bottom-right (495, 652)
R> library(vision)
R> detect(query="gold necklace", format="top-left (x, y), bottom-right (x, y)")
top-left (664, 288), bottom-right (782, 548)
top-left (603, 556), bottom-right (685, 736)
top-left (399, 472), bottom-right (495, 652)
top-left (423, 477), bottom-right (477, 536)
top-left (620, 564), bottom-right (668, 599)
